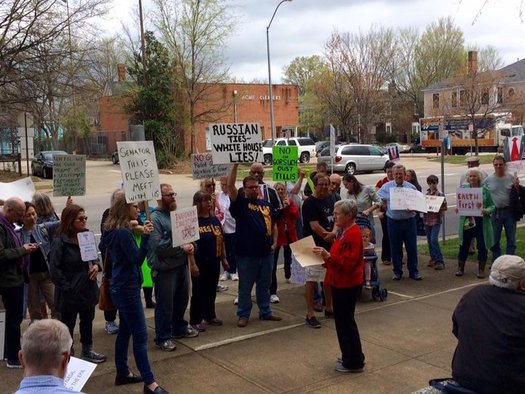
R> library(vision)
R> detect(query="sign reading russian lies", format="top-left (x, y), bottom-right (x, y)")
top-left (117, 141), bottom-right (161, 203)
top-left (209, 123), bottom-right (262, 164)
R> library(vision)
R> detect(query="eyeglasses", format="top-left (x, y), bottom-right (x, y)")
top-left (205, 183), bottom-right (216, 188)
top-left (427, 181), bottom-right (437, 185)
top-left (245, 185), bottom-right (259, 190)
top-left (250, 171), bottom-right (264, 174)
top-left (162, 192), bottom-right (177, 197)
top-left (76, 216), bottom-right (88, 222)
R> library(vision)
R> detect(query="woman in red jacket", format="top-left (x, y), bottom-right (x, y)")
top-left (313, 199), bottom-right (365, 373)
top-left (273, 182), bottom-right (299, 288)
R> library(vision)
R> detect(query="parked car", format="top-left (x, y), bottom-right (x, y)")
top-left (111, 150), bottom-right (119, 164)
top-left (261, 137), bottom-right (316, 165)
top-left (315, 141), bottom-right (330, 156)
top-left (31, 150), bottom-right (68, 179)
top-left (318, 144), bottom-right (389, 175)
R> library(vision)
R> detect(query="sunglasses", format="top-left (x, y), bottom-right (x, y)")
top-left (162, 192), bottom-right (177, 197)
top-left (76, 216), bottom-right (88, 222)
top-left (205, 183), bottom-right (216, 188)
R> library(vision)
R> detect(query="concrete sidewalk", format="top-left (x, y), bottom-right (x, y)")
top-left (2, 255), bottom-right (487, 394)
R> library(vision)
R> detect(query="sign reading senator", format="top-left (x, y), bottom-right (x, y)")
top-left (171, 206), bottom-right (200, 248)
top-left (53, 155), bottom-right (86, 197)
top-left (191, 153), bottom-right (230, 180)
top-left (117, 141), bottom-right (161, 203)
top-left (209, 123), bottom-right (262, 164)
top-left (272, 146), bottom-right (298, 182)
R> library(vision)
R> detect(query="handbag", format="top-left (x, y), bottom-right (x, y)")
top-left (98, 250), bottom-right (116, 311)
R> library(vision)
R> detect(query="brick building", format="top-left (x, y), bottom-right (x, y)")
top-left (98, 67), bottom-right (299, 153)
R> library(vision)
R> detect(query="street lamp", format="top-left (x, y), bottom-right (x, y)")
top-left (266, 0), bottom-right (292, 143)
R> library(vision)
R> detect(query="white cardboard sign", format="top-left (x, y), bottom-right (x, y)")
top-left (209, 123), bottom-right (262, 164)
top-left (389, 188), bottom-right (427, 212)
top-left (425, 195), bottom-right (445, 213)
top-left (0, 177), bottom-right (35, 202)
top-left (289, 236), bottom-right (324, 267)
top-left (117, 141), bottom-right (161, 203)
top-left (64, 356), bottom-right (97, 392)
top-left (53, 155), bottom-right (86, 197)
top-left (456, 187), bottom-right (483, 217)
top-left (77, 231), bottom-right (98, 262)
top-left (170, 206), bottom-right (200, 248)
top-left (191, 153), bottom-right (230, 180)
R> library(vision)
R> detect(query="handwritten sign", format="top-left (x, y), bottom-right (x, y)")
top-left (77, 231), bottom-right (98, 262)
top-left (191, 153), bottom-right (230, 180)
top-left (387, 145), bottom-right (400, 161)
top-left (0, 177), bottom-right (35, 202)
top-left (117, 141), bottom-right (161, 203)
top-left (53, 155), bottom-right (86, 197)
top-left (456, 187), bottom-right (483, 216)
top-left (389, 188), bottom-right (427, 212)
top-left (64, 356), bottom-right (97, 392)
top-left (272, 146), bottom-right (298, 182)
top-left (425, 195), bottom-right (445, 213)
top-left (171, 206), bottom-right (200, 248)
top-left (209, 123), bottom-right (262, 164)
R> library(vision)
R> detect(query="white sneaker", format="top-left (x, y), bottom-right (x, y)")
top-left (270, 294), bottom-right (280, 303)
top-left (230, 273), bottom-right (239, 281)
top-left (216, 284), bottom-right (229, 292)
top-left (220, 272), bottom-right (230, 281)
top-left (233, 297), bottom-right (238, 305)
top-left (285, 278), bottom-right (291, 284)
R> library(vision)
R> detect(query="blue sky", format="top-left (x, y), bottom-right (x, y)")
top-left (105, 0), bottom-right (524, 82)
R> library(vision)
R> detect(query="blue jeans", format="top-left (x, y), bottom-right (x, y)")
top-left (112, 285), bottom-right (154, 385)
top-left (153, 265), bottom-right (189, 343)
top-left (387, 217), bottom-right (419, 277)
top-left (490, 208), bottom-right (517, 260)
top-left (425, 223), bottom-right (443, 262)
top-left (237, 254), bottom-right (273, 320)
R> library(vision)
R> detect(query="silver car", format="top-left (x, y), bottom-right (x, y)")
top-left (318, 144), bottom-right (389, 175)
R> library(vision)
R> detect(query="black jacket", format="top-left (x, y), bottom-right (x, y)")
top-left (49, 233), bottom-right (100, 312)
top-left (509, 184), bottom-right (525, 221)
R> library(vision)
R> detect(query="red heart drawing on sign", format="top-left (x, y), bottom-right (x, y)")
top-left (476, 202), bottom-right (482, 209)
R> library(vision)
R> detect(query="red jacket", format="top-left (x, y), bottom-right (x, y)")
top-left (323, 224), bottom-right (364, 289)
top-left (276, 198), bottom-right (299, 246)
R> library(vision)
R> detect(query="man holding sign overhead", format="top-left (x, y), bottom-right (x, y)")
top-left (227, 164), bottom-right (281, 328)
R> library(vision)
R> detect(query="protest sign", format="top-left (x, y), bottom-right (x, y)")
top-left (77, 231), bottom-right (98, 262)
top-left (171, 206), bottom-right (200, 248)
top-left (388, 145), bottom-right (400, 161)
top-left (0, 177), bottom-right (35, 202)
top-left (191, 153), bottom-right (230, 180)
top-left (289, 236), bottom-right (323, 267)
top-left (64, 356), bottom-right (97, 392)
top-left (272, 146), bottom-right (298, 182)
top-left (53, 155), bottom-right (86, 197)
top-left (209, 123), bottom-right (262, 164)
top-left (456, 187), bottom-right (483, 216)
top-left (117, 141), bottom-right (160, 203)
top-left (425, 195), bottom-right (445, 213)
top-left (389, 188), bottom-right (427, 212)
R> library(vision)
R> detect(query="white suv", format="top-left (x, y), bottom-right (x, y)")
top-left (261, 137), bottom-right (316, 164)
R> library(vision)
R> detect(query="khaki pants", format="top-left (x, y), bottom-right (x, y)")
top-left (28, 272), bottom-right (59, 320)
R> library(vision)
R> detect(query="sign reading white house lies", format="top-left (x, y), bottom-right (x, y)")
top-left (209, 123), bottom-right (262, 164)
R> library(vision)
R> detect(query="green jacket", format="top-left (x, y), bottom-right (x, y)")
top-left (458, 184), bottom-right (495, 249)
top-left (0, 222), bottom-right (26, 287)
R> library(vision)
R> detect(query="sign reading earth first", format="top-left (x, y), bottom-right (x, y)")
top-left (117, 141), bottom-right (161, 203)
top-left (209, 123), bottom-right (262, 164)
top-left (272, 146), bottom-right (298, 182)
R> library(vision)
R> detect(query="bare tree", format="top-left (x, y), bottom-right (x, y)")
top-left (152, 0), bottom-right (235, 153)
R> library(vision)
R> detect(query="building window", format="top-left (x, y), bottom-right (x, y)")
top-left (451, 91), bottom-right (457, 108)
top-left (460, 90), bottom-right (466, 108)
top-left (497, 87), bottom-right (503, 104)
top-left (481, 88), bottom-right (489, 105)
top-left (433, 93), bottom-right (440, 109)
top-left (509, 88), bottom-right (515, 98)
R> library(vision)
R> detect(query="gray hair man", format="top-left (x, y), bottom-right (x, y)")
top-left (16, 319), bottom-right (78, 393)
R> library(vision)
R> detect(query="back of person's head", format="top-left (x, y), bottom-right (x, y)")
top-left (31, 192), bottom-right (56, 218)
top-left (489, 255), bottom-right (525, 290)
top-left (105, 193), bottom-right (131, 231)
top-left (20, 319), bottom-right (72, 375)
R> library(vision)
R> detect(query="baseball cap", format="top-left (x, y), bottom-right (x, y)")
top-left (489, 255), bottom-right (525, 289)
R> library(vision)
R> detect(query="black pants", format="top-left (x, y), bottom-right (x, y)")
top-left (190, 259), bottom-right (220, 325)
top-left (380, 216), bottom-right (391, 262)
top-left (332, 285), bottom-right (365, 369)
top-left (0, 286), bottom-right (23, 362)
top-left (271, 245), bottom-right (292, 295)
top-left (61, 307), bottom-right (95, 347)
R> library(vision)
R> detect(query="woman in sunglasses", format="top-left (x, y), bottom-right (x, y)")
top-left (49, 204), bottom-right (106, 364)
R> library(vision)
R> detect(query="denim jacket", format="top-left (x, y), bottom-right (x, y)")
top-left (18, 221), bottom-right (60, 271)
